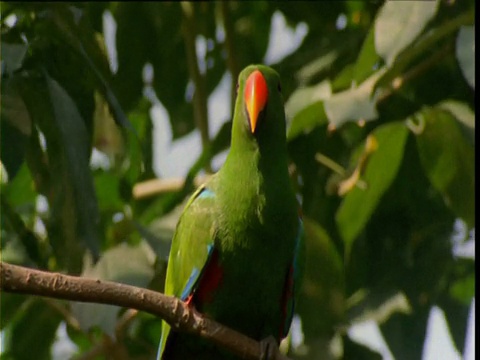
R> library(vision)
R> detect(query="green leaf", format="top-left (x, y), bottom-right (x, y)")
top-left (286, 80), bottom-right (331, 121)
top-left (14, 71), bottom-right (96, 272)
top-left (0, 120), bottom-right (27, 180)
top-left (0, 232), bottom-right (29, 265)
top-left (1, 78), bottom-right (31, 136)
top-left (346, 289), bottom-right (411, 326)
top-left (94, 172), bottom-right (123, 212)
top-left (64, 323), bottom-right (94, 356)
top-left (112, 3), bottom-right (151, 113)
top-left (414, 106), bottom-right (475, 227)
top-left (455, 26), bottom-right (474, 89)
top-left (287, 101), bottom-right (328, 140)
top-left (449, 273), bottom-right (474, 305)
top-left (114, 3), bottom-right (194, 139)
top-left (1, 196), bottom-right (44, 266)
top-left (121, 99), bottom-right (151, 186)
top-left (71, 241), bottom-right (155, 336)
top-left (438, 100), bottom-right (475, 146)
top-left (49, 5), bottom-right (133, 133)
top-left (343, 335), bottom-right (383, 360)
top-left (324, 69), bottom-right (385, 128)
top-left (295, 49), bottom-right (340, 83)
top-left (70, 301), bottom-right (124, 339)
top-left (380, 308), bottom-right (430, 360)
top-left (86, 240), bottom-right (155, 287)
top-left (44, 72), bottom-right (101, 261)
top-left (353, 27), bottom-right (380, 84)
top-left (438, 100), bottom-right (475, 129)
top-left (0, 78), bottom-right (31, 178)
top-left (1, 162), bottom-right (36, 209)
top-left (374, 0), bottom-right (439, 66)
top-left (143, 200), bottom-right (188, 261)
top-left (297, 217), bottom-right (344, 338)
top-left (0, 42), bottom-right (28, 76)
top-left (336, 122), bottom-right (409, 250)
top-left (437, 294), bottom-right (471, 354)
top-left (331, 63), bottom-right (355, 91)
top-left (2, 299), bottom-right (62, 360)
top-left (374, 10), bottom-right (474, 92)
top-left (85, 2), bottom-right (110, 32)
top-left (286, 80), bottom-right (331, 139)
top-left (0, 293), bottom-right (28, 330)
top-left (136, 220), bottom-right (172, 262)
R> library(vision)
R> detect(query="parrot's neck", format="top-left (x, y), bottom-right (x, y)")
top-left (227, 107), bottom-right (290, 174)
top-left (216, 120), bottom-right (295, 232)
top-left (223, 117), bottom-right (290, 188)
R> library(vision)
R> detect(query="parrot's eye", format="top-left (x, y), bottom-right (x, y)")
top-left (277, 82), bottom-right (282, 92)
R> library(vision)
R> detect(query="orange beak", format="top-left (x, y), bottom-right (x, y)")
top-left (244, 70), bottom-right (268, 133)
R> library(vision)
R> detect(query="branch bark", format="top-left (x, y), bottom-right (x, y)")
top-left (0, 262), bottom-right (290, 360)
top-left (132, 174), bottom-right (210, 199)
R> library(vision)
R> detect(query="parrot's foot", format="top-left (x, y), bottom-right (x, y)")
top-left (259, 336), bottom-right (280, 360)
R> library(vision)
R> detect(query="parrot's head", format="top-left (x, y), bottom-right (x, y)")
top-left (236, 65), bottom-right (286, 140)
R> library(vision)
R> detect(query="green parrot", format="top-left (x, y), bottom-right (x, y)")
top-left (158, 65), bottom-right (304, 359)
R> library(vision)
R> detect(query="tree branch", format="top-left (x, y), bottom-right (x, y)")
top-left (132, 174), bottom-right (210, 199)
top-left (0, 262), bottom-right (290, 360)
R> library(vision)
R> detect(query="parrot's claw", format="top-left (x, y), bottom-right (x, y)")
top-left (259, 336), bottom-right (280, 360)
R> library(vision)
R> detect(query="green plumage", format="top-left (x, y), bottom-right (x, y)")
top-left (158, 65), bottom-right (302, 359)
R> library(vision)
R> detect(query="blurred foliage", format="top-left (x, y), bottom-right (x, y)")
top-left (0, 1), bottom-right (475, 359)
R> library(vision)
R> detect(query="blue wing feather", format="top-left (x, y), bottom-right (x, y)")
top-left (179, 243), bottom-right (215, 301)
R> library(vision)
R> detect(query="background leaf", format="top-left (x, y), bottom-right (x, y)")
top-left (71, 241), bottom-right (156, 336)
top-left (336, 122), bottom-right (409, 251)
top-left (455, 26), bottom-right (475, 89)
top-left (324, 70), bottom-right (384, 127)
top-left (296, 217), bottom-right (344, 344)
top-left (44, 73), bottom-right (101, 265)
top-left (1, 299), bottom-right (63, 360)
top-left (286, 80), bottom-right (331, 139)
top-left (374, 0), bottom-right (439, 65)
top-left (0, 42), bottom-right (28, 76)
top-left (414, 106), bottom-right (475, 227)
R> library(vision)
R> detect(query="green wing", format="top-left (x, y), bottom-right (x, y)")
top-left (157, 183), bottom-right (217, 358)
